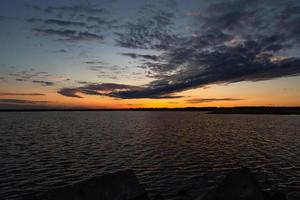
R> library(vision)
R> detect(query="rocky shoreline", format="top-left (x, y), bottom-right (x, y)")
top-left (24, 167), bottom-right (299, 200)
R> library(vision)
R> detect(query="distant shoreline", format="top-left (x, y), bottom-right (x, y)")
top-left (209, 107), bottom-right (300, 115)
top-left (0, 107), bottom-right (299, 114)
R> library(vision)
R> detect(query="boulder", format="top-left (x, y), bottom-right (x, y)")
top-left (154, 194), bottom-right (165, 200)
top-left (177, 189), bottom-right (193, 200)
top-left (202, 167), bottom-right (264, 200)
top-left (287, 191), bottom-right (300, 200)
top-left (25, 170), bottom-right (149, 200)
top-left (262, 190), bottom-right (287, 200)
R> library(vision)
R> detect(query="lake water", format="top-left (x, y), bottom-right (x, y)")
top-left (0, 111), bottom-right (300, 199)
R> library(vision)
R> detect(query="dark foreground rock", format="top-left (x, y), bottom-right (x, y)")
top-left (23, 167), bottom-right (292, 200)
top-left (200, 167), bottom-right (271, 200)
top-left (177, 189), bottom-right (193, 200)
top-left (287, 191), bottom-right (300, 200)
top-left (263, 190), bottom-right (287, 200)
top-left (25, 170), bottom-right (149, 200)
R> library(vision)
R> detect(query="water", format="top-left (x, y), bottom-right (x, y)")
top-left (0, 111), bottom-right (300, 199)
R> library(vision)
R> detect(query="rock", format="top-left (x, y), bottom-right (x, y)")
top-left (287, 191), bottom-right (300, 200)
top-left (154, 194), bottom-right (165, 200)
top-left (177, 189), bottom-right (193, 200)
top-left (262, 190), bottom-right (287, 200)
top-left (25, 170), bottom-right (149, 200)
top-left (202, 167), bottom-right (264, 200)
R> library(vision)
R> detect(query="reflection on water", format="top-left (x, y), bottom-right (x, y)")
top-left (0, 111), bottom-right (300, 199)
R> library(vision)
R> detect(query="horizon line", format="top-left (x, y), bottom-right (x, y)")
top-left (0, 106), bottom-right (300, 112)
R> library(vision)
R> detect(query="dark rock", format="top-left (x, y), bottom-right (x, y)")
top-left (262, 190), bottom-right (287, 200)
top-left (154, 194), bottom-right (165, 200)
top-left (287, 191), bottom-right (300, 200)
top-left (202, 167), bottom-right (264, 200)
top-left (177, 189), bottom-right (193, 200)
top-left (25, 170), bottom-right (149, 200)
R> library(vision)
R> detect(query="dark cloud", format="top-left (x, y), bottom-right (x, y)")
top-left (0, 98), bottom-right (50, 109)
top-left (121, 53), bottom-right (160, 61)
top-left (29, 4), bottom-right (116, 33)
top-left (115, 11), bottom-right (177, 50)
top-left (86, 17), bottom-right (116, 27)
top-left (0, 93), bottom-right (45, 96)
top-left (76, 31), bottom-right (104, 41)
top-left (28, 18), bottom-right (86, 27)
top-left (45, 19), bottom-right (85, 26)
top-left (35, 28), bottom-right (76, 37)
top-left (16, 78), bottom-right (26, 82)
top-left (58, 88), bottom-right (83, 98)
top-left (76, 81), bottom-right (90, 85)
top-left (34, 28), bottom-right (104, 41)
top-left (88, 65), bottom-right (127, 72)
top-left (111, 49), bottom-right (300, 99)
top-left (31, 5), bottom-right (104, 15)
top-left (0, 99), bottom-right (47, 105)
top-left (88, 66), bottom-right (106, 71)
top-left (84, 61), bottom-right (105, 65)
top-left (58, 49), bottom-right (67, 53)
top-left (58, 83), bottom-right (140, 98)
top-left (32, 80), bottom-right (54, 86)
top-left (87, 16), bottom-right (106, 23)
top-left (142, 95), bottom-right (183, 99)
top-left (58, 82), bottom-right (183, 99)
top-left (199, 0), bottom-right (261, 32)
top-left (10, 69), bottom-right (57, 86)
top-left (111, 0), bottom-right (300, 99)
top-left (186, 98), bottom-right (242, 103)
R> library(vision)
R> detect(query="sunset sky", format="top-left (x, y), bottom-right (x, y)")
top-left (0, 0), bottom-right (300, 109)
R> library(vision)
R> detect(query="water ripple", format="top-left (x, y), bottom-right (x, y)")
top-left (0, 112), bottom-right (299, 199)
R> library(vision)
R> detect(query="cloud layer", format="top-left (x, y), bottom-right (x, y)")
top-left (51, 0), bottom-right (300, 99)
top-left (26, 3), bottom-right (116, 43)
top-left (34, 28), bottom-right (104, 41)
top-left (58, 83), bottom-right (140, 98)
top-left (186, 98), bottom-right (242, 104)
top-left (0, 93), bottom-right (45, 96)
top-left (108, 0), bottom-right (300, 99)
top-left (0, 99), bottom-right (47, 105)
top-left (3, 0), bottom-right (295, 100)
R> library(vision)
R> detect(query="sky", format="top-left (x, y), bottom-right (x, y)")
top-left (0, 0), bottom-right (300, 109)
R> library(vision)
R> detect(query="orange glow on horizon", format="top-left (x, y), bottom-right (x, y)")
top-left (1, 77), bottom-right (299, 109)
